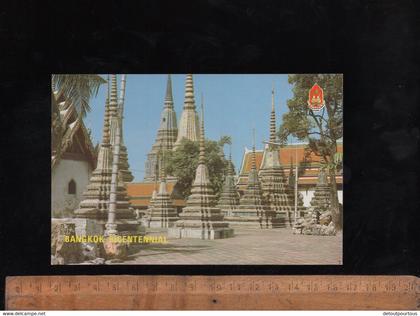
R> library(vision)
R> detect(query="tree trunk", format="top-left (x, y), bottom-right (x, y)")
top-left (51, 90), bottom-right (63, 162)
top-left (328, 143), bottom-right (342, 230)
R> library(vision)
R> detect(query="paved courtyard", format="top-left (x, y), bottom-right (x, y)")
top-left (122, 228), bottom-right (342, 265)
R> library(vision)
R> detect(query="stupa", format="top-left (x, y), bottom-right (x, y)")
top-left (258, 88), bottom-right (305, 227)
top-left (310, 166), bottom-right (332, 212)
top-left (216, 152), bottom-right (240, 216)
top-left (142, 165), bottom-right (159, 227)
top-left (148, 154), bottom-right (179, 228)
top-left (173, 74), bottom-right (200, 149)
top-left (144, 75), bottom-right (178, 181)
top-left (226, 131), bottom-right (272, 228)
top-left (74, 75), bottom-right (133, 222)
top-left (169, 101), bottom-right (234, 239)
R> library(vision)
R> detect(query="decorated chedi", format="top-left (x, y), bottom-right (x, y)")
top-left (216, 151), bottom-right (240, 216)
top-left (226, 131), bottom-right (271, 228)
top-left (114, 75), bottom-right (134, 182)
top-left (148, 153), bottom-right (179, 228)
top-left (141, 160), bottom-right (159, 227)
top-left (310, 165), bottom-right (331, 212)
top-left (258, 88), bottom-right (304, 228)
top-left (169, 100), bottom-right (234, 239)
top-left (293, 164), bottom-right (335, 236)
top-left (145, 191), bottom-right (157, 223)
top-left (173, 74), bottom-right (200, 149)
top-left (75, 75), bottom-right (134, 223)
top-left (144, 75), bottom-right (178, 182)
top-left (74, 76), bottom-right (113, 219)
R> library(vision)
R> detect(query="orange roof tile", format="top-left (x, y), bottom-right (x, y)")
top-left (127, 182), bottom-right (185, 208)
top-left (241, 144), bottom-right (343, 174)
top-left (129, 197), bottom-right (186, 208)
top-left (237, 158), bottom-right (343, 188)
top-left (126, 182), bottom-right (176, 197)
top-left (298, 176), bottom-right (343, 185)
top-left (236, 174), bottom-right (343, 187)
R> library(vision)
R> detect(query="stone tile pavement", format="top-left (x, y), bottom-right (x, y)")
top-left (121, 228), bottom-right (342, 265)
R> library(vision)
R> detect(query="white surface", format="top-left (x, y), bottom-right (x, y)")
top-left (51, 159), bottom-right (92, 217)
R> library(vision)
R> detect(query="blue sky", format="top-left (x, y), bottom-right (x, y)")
top-left (85, 74), bottom-right (295, 181)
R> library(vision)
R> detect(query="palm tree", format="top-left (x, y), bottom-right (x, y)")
top-left (52, 74), bottom-right (106, 116)
top-left (218, 135), bottom-right (232, 147)
top-left (51, 74), bottom-right (106, 160)
top-left (217, 135), bottom-right (234, 175)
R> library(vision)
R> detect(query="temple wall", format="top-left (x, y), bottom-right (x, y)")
top-left (51, 159), bottom-right (92, 218)
top-left (337, 190), bottom-right (343, 205)
top-left (300, 189), bottom-right (343, 207)
top-left (300, 190), bottom-right (314, 207)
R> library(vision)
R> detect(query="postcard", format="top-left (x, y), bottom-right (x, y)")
top-left (51, 74), bottom-right (343, 265)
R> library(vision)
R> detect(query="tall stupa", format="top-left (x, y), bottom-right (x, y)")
top-left (173, 74), bottom-right (200, 149)
top-left (169, 100), bottom-right (234, 239)
top-left (258, 87), bottom-right (305, 227)
top-left (310, 165), bottom-right (332, 211)
top-left (216, 152), bottom-right (240, 216)
top-left (144, 75), bottom-right (178, 182)
top-left (74, 75), bottom-right (133, 221)
top-left (227, 131), bottom-right (272, 228)
top-left (148, 154), bottom-right (179, 228)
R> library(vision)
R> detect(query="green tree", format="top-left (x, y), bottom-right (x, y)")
top-left (278, 74), bottom-right (343, 229)
top-left (164, 138), bottom-right (232, 199)
top-left (217, 136), bottom-right (237, 176)
top-left (51, 74), bottom-right (106, 161)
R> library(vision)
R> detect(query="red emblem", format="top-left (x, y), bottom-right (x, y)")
top-left (307, 83), bottom-right (325, 111)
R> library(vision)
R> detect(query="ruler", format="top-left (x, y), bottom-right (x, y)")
top-left (5, 275), bottom-right (419, 310)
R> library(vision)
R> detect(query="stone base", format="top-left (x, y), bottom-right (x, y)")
top-left (168, 227), bottom-right (234, 240)
top-left (73, 218), bottom-right (145, 237)
top-left (74, 207), bottom-right (134, 220)
top-left (224, 216), bottom-right (271, 229)
top-left (110, 220), bottom-right (146, 237)
top-left (227, 207), bottom-right (286, 229)
top-left (51, 220), bottom-right (85, 265)
top-left (145, 227), bottom-right (169, 234)
top-left (72, 218), bottom-right (105, 236)
top-left (52, 218), bottom-right (104, 255)
top-left (73, 207), bottom-right (106, 219)
top-left (51, 218), bottom-right (146, 264)
top-left (270, 209), bottom-right (308, 228)
top-left (148, 218), bottom-right (178, 229)
top-left (270, 211), bottom-right (290, 228)
top-left (52, 218), bottom-right (145, 238)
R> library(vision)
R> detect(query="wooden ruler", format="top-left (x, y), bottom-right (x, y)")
top-left (5, 275), bottom-right (419, 310)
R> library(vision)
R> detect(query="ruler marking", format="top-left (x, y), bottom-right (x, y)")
top-left (5, 275), bottom-right (418, 310)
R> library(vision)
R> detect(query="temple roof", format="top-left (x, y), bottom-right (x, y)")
top-left (126, 182), bottom-right (185, 208)
top-left (237, 143), bottom-right (343, 187)
top-left (127, 182), bottom-right (173, 197)
top-left (239, 143), bottom-right (343, 174)
top-left (51, 92), bottom-right (97, 170)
